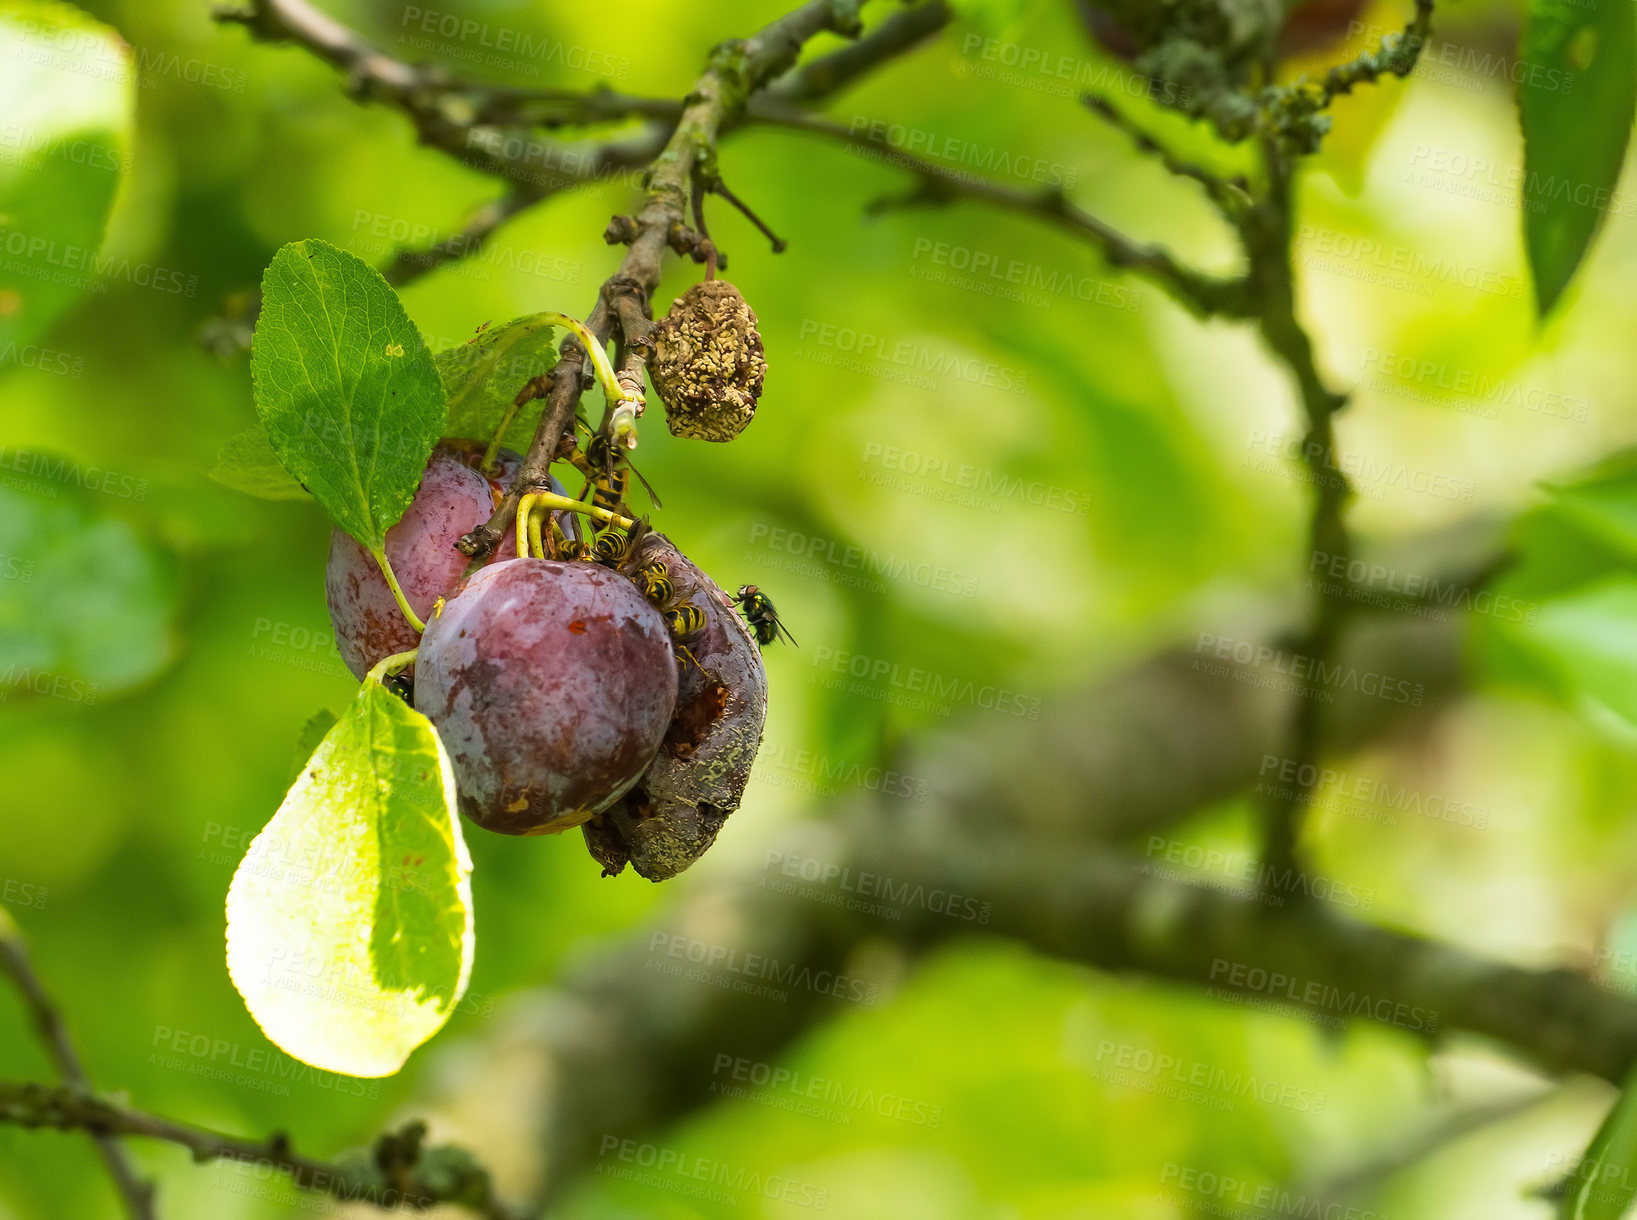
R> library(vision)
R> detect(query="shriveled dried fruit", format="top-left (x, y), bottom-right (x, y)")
top-left (416, 558), bottom-right (679, 835)
top-left (650, 280), bottom-right (765, 442)
top-left (585, 531), bottom-right (768, 879)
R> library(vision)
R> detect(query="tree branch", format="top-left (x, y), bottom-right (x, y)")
top-left (0, 1082), bottom-right (526, 1220)
top-left (0, 912), bottom-right (155, 1220)
top-left (458, 0), bottom-right (877, 562)
top-left (743, 104), bottom-right (1255, 318)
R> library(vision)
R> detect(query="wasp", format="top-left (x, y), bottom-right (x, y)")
top-left (664, 604), bottom-right (706, 639)
top-left (631, 560), bottom-right (674, 606)
top-left (732, 584), bottom-right (795, 647)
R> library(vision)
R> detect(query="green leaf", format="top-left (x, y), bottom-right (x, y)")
top-left (226, 681), bottom-right (474, 1078)
top-left (1519, 0), bottom-right (1637, 314)
top-left (286, 708), bottom-right (338, 785)
top-left (1562, 1065), bottom-right (1637, 1219)
top-left (1509, 576), bottom-right (1637, 724)
top-left (434, 315), bottom-right (559, 453)
top-left (0, 2), bottom-right (134, 350)
top-left (209, 427), bottom-right (312, 501)
top-left (0, 478), bottom-right (176, 702)
top-left (251, 238), bottom-right (446, 551)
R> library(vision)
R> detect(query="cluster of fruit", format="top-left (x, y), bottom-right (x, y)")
top-left (326, 440), bottom-right (774, 881)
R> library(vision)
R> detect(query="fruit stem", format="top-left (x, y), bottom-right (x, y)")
top-left (519, 490), bottom-right (635, 536)
top-left (371, 549), bottom-right (426, 632)
top-left (536, 311), bottom-right (638, 421)
top-left (365, 649), bottom-right (419, 685)
top-left (527, 502), bottom-right (546, 559)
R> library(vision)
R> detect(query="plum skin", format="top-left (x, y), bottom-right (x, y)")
top-left (326, 442), bottom-right (553, 680)
top-left (416, 558), bottom-right (679, 835)
top-left (326, 447), bottom-right (493, 680)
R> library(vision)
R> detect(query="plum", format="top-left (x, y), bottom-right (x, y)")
top-left (584, 531), bottom-right (768, 880)
top-left (326, 446), bottom-right (494, 680)
top-left (415, 558), bottom-right (679, 835)
top-left (326, 441), bottom-right (566, 679)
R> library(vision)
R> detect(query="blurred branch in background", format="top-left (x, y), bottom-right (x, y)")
top-left (0, 912), bottom-right (155, 1220)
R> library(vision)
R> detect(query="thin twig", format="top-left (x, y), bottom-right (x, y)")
top-left (745, 103), bottom-right (1253, 317)
top-left (0, 913), bottom-right (156, 1220)
top-left (0, 1081), bottom-right (526, 1220)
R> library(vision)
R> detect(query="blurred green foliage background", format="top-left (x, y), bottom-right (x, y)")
top-left (6, 0), bottom-right (1637, 1216)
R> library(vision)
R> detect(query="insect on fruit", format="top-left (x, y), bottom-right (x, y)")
top-left (664, 604), bottom-right (706, 639)
top-left (731, 584), bottom-right (795, 647)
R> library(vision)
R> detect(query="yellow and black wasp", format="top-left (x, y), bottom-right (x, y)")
top-left (732, 584), bottom-right (795, 647)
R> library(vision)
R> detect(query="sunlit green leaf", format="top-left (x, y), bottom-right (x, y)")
top-left (251, 238), bottom-right (446, 550)
top-left (0, 2), bottom-right (133, 350)
top-left (0, 478), bottom-right (175, 701)
top-left (209, 426), bottom-right (312, 501)
top-left (1519, 0), bottom-right (1637, 314)
top-left (434, 314), bottom-right (559, 453)
top-left (1562, 1065), bottom-right (1637, 1218)
top-left (225, 681), bottom-right (474, 1077)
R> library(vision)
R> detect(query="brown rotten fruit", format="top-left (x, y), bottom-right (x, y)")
top-left (583, 531), bottom-right (768, 880)
top-left (650, 280), bottom-right (766, 442)
top-left (416, 558), bottom-right (679, 835)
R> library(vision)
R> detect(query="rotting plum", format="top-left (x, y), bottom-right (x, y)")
top-left (584, 531), bottom-right (768, 880)
top-left (326, 445), bottom-right (493, 680)
top-left (415, 558), bottom-right (679, 835)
